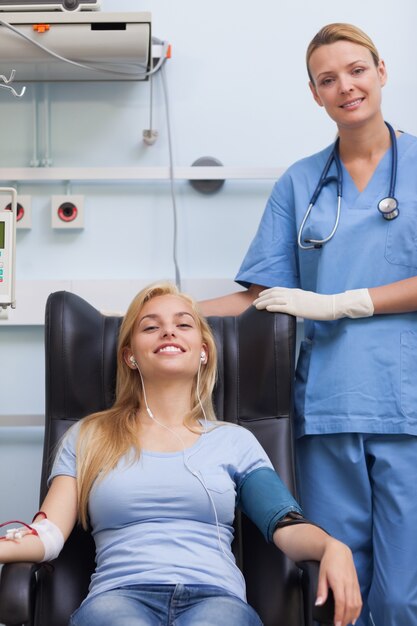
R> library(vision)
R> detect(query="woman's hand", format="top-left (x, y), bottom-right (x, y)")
top-left (253, 286), bottom-right (373, 320)
top-left (273, 522), bottom-right (362, 626)
top-left (316, 537), bottom-right (362, 626)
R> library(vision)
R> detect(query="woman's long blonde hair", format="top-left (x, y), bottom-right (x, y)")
top-left (75, 282), bottom-right (218, 528)
top-left (306, 23), bottom-right (380, 83)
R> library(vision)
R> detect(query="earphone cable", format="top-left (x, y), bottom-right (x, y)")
top-left (134, 365), bottom-right (244, 580)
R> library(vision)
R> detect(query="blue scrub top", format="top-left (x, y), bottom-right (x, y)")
top-left (236, 132), bottom-right (417, 437)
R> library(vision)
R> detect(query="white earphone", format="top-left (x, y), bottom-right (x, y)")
top-left (129, 355), bottom-right (138, 367)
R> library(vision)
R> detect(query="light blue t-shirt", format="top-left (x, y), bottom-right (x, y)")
top-left (50, 422), bottom-right (276, 602)
top-left (236, 131), bottom-right (417, 437)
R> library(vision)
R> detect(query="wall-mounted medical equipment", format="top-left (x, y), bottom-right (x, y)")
top-left (298, 121), bottom-right (399, 250)
top-left (0, 11), bottom-right (151, 81)
top-left (51, 194), bottom-right (84, 228)
top-left (0, 188), bottom-right (17, 309)
top-left (14, 195), bottom-right (32, 229)
top-left (0, 193), bottom-right (32, 229)
top-left (0, 0), bottom-right (100, 11)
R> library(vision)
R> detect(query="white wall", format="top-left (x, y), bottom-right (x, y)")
top-left (1, 0), bottom-right (417, 518)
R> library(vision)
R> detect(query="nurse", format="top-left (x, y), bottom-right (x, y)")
top-left (201, 23), bottom-right (417, 626)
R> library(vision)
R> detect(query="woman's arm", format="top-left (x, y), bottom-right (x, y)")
top-left (254, 275), bottom-right (417, 320)
top-left (273, 522), bottom-right (362, 626)
top-left (199, 284), bottom-right (264, 317)
top-left (369, 275), bottom-right (417, 314)
top-left (0, 475), bottom-right (78, 564)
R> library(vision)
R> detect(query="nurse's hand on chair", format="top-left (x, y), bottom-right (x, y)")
top-left (254, 287), bottom-right (374, 320)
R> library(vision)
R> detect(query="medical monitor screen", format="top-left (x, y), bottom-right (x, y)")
top-left (0, 221), bottom-right (4, 249)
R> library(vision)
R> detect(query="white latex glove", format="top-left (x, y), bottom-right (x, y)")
top-left (253, 287), bottom-right (374, 321)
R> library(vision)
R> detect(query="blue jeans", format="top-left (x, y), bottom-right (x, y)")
top-left (69, 584), bottom-right (263, 626)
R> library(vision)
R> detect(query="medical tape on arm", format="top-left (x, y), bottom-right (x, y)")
top-left (30, 518), bottom-right (65, 562)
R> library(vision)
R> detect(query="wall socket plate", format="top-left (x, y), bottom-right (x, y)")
top-left (51, 195), bottom-right (84, 229)
top-left (0, 194), bottom-right (32, 229)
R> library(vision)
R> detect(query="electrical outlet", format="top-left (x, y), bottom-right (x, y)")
top-left (15, 195), bottom-right (32, 230)
top-left (0, 194), bottom-right (32, 229)
top-left (51, 195), bottom-right (84, 229)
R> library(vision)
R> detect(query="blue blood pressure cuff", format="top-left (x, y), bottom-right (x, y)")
top-left (237, 466), bottom-right (303, 543)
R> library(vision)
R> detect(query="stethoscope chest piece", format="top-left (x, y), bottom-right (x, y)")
top-left (378, 196), bottom-right (399, 220)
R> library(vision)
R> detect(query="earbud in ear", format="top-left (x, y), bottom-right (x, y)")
top-left (200, 351), bottom-right (206, 362)
top-left (129, 356), bottom-right (138, 367)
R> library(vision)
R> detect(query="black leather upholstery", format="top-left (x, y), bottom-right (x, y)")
top-left (0, 290), bottom-right (333, 626)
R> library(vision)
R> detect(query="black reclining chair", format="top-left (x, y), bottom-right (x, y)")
top-left (0, 290), bottom-right (333, 626)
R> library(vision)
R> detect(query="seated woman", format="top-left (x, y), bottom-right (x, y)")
top-left (0, 282), bottom-right (361, 626)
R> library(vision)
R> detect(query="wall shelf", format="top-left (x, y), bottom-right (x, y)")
top-left (0, 166), bottom-right (285, 183)
top-left (0, 414), bottom-right (44, 427)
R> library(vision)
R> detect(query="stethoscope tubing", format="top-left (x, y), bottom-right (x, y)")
top-left (297, 195), bottom-right (342, 250)
top-left (387, 123), bottom-right (397, 199)
top-left (298, 121), bottom-right (398, 250)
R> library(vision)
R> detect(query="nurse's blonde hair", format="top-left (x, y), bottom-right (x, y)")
top-left (75, 282), bottom-right (218, 528)
top-left (306, 23), bottom-right (380, 83)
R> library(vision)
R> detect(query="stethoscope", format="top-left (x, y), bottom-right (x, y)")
top-left (298, 121), bottom-right (399, 250)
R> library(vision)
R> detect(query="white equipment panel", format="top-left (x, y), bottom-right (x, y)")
top-left (0, 11), bottom-right (151, 80)
top-left (0, 1), bottom-right (100, 11)
top-left (0, 188), bottom-right (17, 310)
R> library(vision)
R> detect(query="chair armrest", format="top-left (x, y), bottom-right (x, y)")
top-left (0, 562), bottom-right (39, 625)
top-left (297, 560), bottom-right (335, 625)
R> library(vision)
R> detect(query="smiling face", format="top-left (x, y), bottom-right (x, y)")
top-left (308, 40), bottom-right (386, 130)
top-left (125, 294), bottom-right (207, 382)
